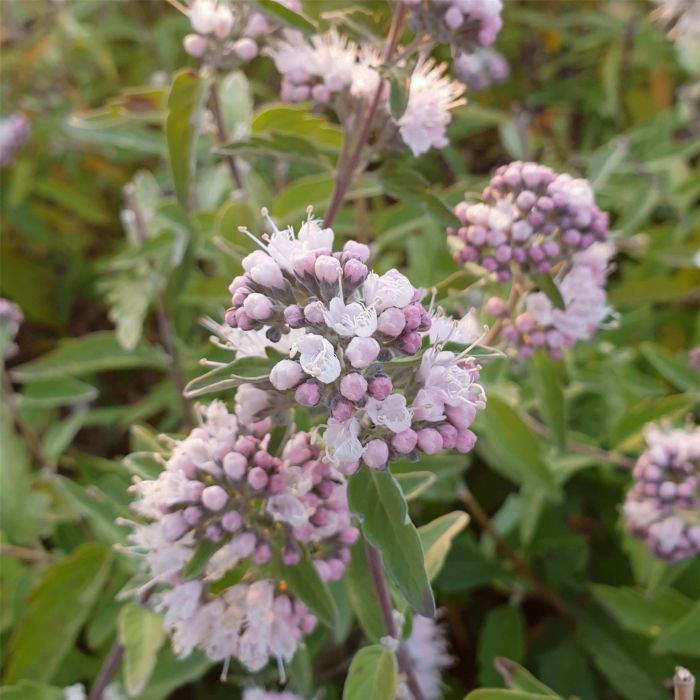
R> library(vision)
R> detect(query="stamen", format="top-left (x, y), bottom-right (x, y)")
top-left (220, 656), bottom-right (231, 682)
top-left (261, 207), bottom-right (281, 234)
top-left (238, 225), bottom-right (268, 251)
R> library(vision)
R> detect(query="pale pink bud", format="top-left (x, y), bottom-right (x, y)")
top-left (231, 532), bottom-right (256, 558)
top-left (314, 255), bottom-right (341, 283)
top-left (213, 4), bottom-right (234, 38)
top-left (270, 359), bottom-right (304, 390)
top-left (446, 403), bottom-right (477, 430)
top-left (444, 6), bottom-right (464, 30)
top-left (340, 373), bottom-right (368, 402)
top-left (417, 428), bottom-right (444, 455)
top-left (295, 381), bottom-right (321, 407)
top-left (183, 33), bottom-right (208, 58)
top-left (455, 429), bottom-right (477, 453)
top-left (293, 251), bottom-right (317, 277)
top-left (368, 376), bottom-right (392, 400)
top-left (304, 301), bottom-right (325, 324)
top-left (163, 513), bottom-right (188, 541)
top-left (247, 256), bottom-right (285, 289)
top-left (485, 296), bottom-right (506, 316)
top-left (332, 399), bottom-right (355, 421)
top-left (343, 259), bottom-right (368, 283)
top-left (202, 485), bottom-right (228, 511)
top-left (391, 428), bottom-right (418, 454)
top-left (345, 337), bottom-right (380, 368)
top-left (343, 241), bottom-right (370, 262)
top-left (399, 331), bottom-right (422, 355)
top-left (437, 423), bottom-right (458, 450)
top-left (363, 439), bottom-right (389, 469)
top-left (377, 307), bottom-right (406, 337)
top-left (233, 37), bottom-right (258, 61)
top-left (253, 543), bottom-right (272, 564)
top-left (243, 292), bottom-right (273, 320)
top-left (247, 466), bottom-right (268, 490)
top-left (403, 304), bottom-right (422, 330)
top-left (222, 510), bottom-right (242, 532)
top-left (284, 304), bottom-right (304, 328)
top-left (183, 506), bottom-right (202, 525)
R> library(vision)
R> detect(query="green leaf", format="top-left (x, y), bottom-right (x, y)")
top-left (464, 692), bottom-right (558, 700)
top-left (591, 584), bottom-right (692, 638)
top-left (652, 601), bottom-right (700, 657)
top-left (640, 342), bottom-right (700, 392)
top-left (530, 351), bottom-right (567, 451)
top-left (183, 356), bottom-right (274, 398)
top-left (219, 70), bottom-right (253, 138)
top-left (286, 644), bottom-right (314, 698)
top-left (118, 603), bottom-right (166, 696)
top-left (395, 471), bottom-right (437, 501)
top-left (342, 645), bottom-right (397, 700)
top-left (609, 394), bottom-right (696, 451)
top-left (34, 177), bottom-right (109, 225)
top-left (166, 70), bottom-right (206, 209)
top-left (267, 549), bottom-right (338, 629)
top-left (20, 377), bottom-right (98, 407)
top-left (0, 681), bottom-right (63, 700)
top-left (3, 544), bottom-right (112, 683)
top-left (345, 540), bottom-right (385, 643)
top-left (136, 647), bottom-right (210, 700)
top-left (11, 332), bottom-right (168, 382)
top-left (493, 658), bottom-right (561, 695)
top-left (531, 273), bottom-right (566, 311)
top-left (348, 467), bottom-right (435, 617)
top-left (418, 511), bottom-right (470, 581)
top-left (478, 606), bottom-right (525, 687)
top-left (475, 395), bottom-right (558, 498)
top-left (247, 0), bottom-right (317, 34)
top-left (389, 69), bottom-right (410, 120)
top-left (219, 133), bottom-right (329, 167)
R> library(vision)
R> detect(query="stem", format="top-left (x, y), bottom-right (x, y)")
top-left (457, 486), bottom-right (568, 615)
top-left (208, 76), bottom-right (244, 191)
top-left (164, 0), bottom-right (188, 15)
top-left (324, 2), bottom-right (406, 228)
top-left (365, 541), bottom-right (426, 700)
top-left (125, 189), bottom-right (194, 425)
top-left (675, 667), bottom-right (695, 700)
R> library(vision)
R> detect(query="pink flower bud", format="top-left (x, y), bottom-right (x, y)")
top-left (221, 510), bottom-right (242, 532)
top-left (284, 304), bottom-right (304, 328)
top-left (446, 403), bottom-right (477, 430)
top-left (314, 255), bottom-right (341, 283)
top-left (340, 373), bottom-right (368, 402)
top-left (247, 466), bottom-right (268, 490)
top-left (363, 439), bottom-right (389, 469)
top-left (343, 259), bottom-right (368, 283)
top-left (377, 307), bottom-right (406, 337)
top-left (202, 485), bottom-right (228, 511)
top-left (326, 558), bottom-right (346, 581)
top-left (368, 376), bottom-right (392, 400)
top-left (295, 381), bottom-right (321, 407)
top-left (485, 296), bottom-right (506, 316)
top-left (183, 33), bottom-right (208, 58)
top-left (343, 240), bottom-right (370, 262)
top-left (234, 308), bottom-right (254, 330)
top-left (282, 548), bottom-right (301, 566)
top-left (399, 331), bottom-right (422, 355)
top-left (304, 301), bottom-right (325, 324)
top-left (270, 359), bottom-right (304, 390)
top-left (213, 4), bottom-right (233, 38)
top-left (183, 506), bottom-right (202, 526)
top-left (205, 524), bottom-right (223, 541)
top-left (249, 257), bottom-right (285, 289)
top-left (515, 313), bottom-right (534, 333)
top-left (403, 304), bottom-right (422, 330)
top-left (293, 251), bottom-right (317, 277)
top-left (233, 37), bottom-right (258, 61)
top-left (455, 429), bottom-right (477, 453)
top-left (163, 513), bottom-right (188, 541)
top-left (391, 428), bottom-right (418, 454)
top-left (417, 428), bottom-right (444, 455)
top-left (253, 543), bottom-right (272, 564)
top-left (231, 532), bottom-right (256, 558)
top-left (345, 337), bottom-right (380, 368)
top-left (437, 423), bottom-right (458, 450)
top-left (243, 292), bottom-right (273, 320)
top-left (444, 6), bottom-right (464, 29)
top-left (332, 399), bottom-right (355, 421)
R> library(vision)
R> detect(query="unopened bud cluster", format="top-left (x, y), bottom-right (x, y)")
top-left (183, 0), bottom-right (300, 63)
top-left (449, 161), bottom-right (609, 281)
top-left (126, 401), bottom-right (357, 670)
top-left (454, 47), bottom-right (508, 91)
top-left (269, 33), bottom-right (465, 156)
top-left (401, 0), bottom-right (504, 55)
top-left (225, 210), bottom-right (485, 473)
top-left (623, 424), bottom-right (700, 562)
top-left (488, 242), bottom-right (614, 360)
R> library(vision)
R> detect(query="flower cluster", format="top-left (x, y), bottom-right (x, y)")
top-left (490, 242), bottom-right (614, 360)
top-left (623, 424), bottom-right (700, 562)
top-left (453, 47), bottom-right (509, 91)
top-left (183, 0), bottom-right (300, 62)
top-left (401, 0), bottom-right (503, 55)
top-left (0, 297), bottom-right (23, 359)
top-left (268, 32), bottom-right (465, 156)
top-left (125, 400), bottom-right (357, 671)
top-left (448, 161), bottom-right (609, 281)
top-left (224, 210), bottom-right (486, 474)
top-left (652, 0), bottom-right (700, 41)
top-left (402, 614), bottom-right (452, 700)
top-left (0, 113), bottom-right (30, 168)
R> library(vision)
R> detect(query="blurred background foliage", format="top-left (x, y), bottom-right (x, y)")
top-left (0, 1), bottom-right (699, 699)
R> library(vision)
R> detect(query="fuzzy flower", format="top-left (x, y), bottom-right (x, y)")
top-left (0, 113), bottom-right (30, 168)
top-left (448, 161), bottom-right (609, 281)
top-left (124, 401), bottom-right (358, 671)
top-left (221, 208), bottom-right (486, 474)
top-left (402, 0), bottom-right (504, 54)
top-left (402, 615), bottom-right (453, 700)
top-left (454, 47), bottom-right (509, 91)
top-left (398, 58), bottom-right (466, 156)
top-left (623, 423), bottom-right (700, 562)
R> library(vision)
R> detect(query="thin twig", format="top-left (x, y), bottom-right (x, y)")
top-left (675, 667), bottom-right (695, 700)
top-left (365, 541), bottom-right (426, 700)
top-left (164, 0), bottom-right (188, 15)
top-left (208, 76), bottom-right (245, 190)
top-left (125, 189), bottom-right (194, 425)
top-left (457, 486), bottom-right (568, 615)
top-left (324, 2), bottom-right (406, 228)
top-left (0, 543), bottom-right (52, 563)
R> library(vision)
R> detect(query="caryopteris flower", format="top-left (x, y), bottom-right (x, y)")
top-left (123, 400), bottom-right (357, 671)
top-left (402, 614), bottom-right (453, 700)
top-left (224, 209), bottom-right (486, 473)
top-left (0, 113), bottom-right (30, 168)
top-left (623, 423), bottom-right (700, 562)
top-left (453, 47), bottom-right (509, 91)
top-left (449, 161), bottom-right (609, 281)
top-left (0, 297), bottom-right (23, 359)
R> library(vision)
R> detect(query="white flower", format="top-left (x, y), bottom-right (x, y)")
top-left (412, 388), bottom-right (446, 422)
top-left (266, 493), bottom-right (310, 528)
top-left (551, 265), bottom-right (610, 340)
top-left (64, 685), bottom-right (87, 700)
top-left (404, 615), bottom-right (452, 700)
top-left (324, 297), bottom-right (378, 337)
top-left (296, 334), bottom-right (341, 383)
top-left (428, 310), bottom-right (479, 345)
top-left (160, 581), bottom-right (203, 626)
top-left (324, 417), bottom-right (365, 464)
top-left (363, 269), bottom-right (415, 311)
top-left (298, 218), bottom-right (334, 250)
top-left (525, 292), bottom-right (554, 327)
top-left (365, 394), bottom-right (413, 433)
top-left (420, 351), bottom-right (483, 408)
top-left (398, 58), bottom-right (466, 156)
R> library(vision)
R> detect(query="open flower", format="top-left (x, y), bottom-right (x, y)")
top-left (324, 297), bottom-right (378, 337)
top-left (296, 334), bottom-right (341, 383)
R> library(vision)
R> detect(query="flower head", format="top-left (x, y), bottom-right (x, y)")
top-left (403, 614), bottom-right (453, 700)
top-left (0, 113), bottom-right (30, 168)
